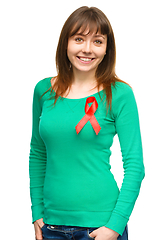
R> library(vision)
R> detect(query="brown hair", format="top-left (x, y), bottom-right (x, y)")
top-left (48, 6), bottom-right (127, 109)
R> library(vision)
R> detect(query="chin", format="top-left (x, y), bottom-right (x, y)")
top-left (73, 62), bottom-right (99, 73)
top-left (75, 66), bottom-right (97, 73)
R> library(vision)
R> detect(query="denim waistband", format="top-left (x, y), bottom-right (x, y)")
top-left (45, 225), bottom-right (94, 232)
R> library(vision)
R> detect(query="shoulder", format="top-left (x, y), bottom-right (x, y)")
top-left (111, 81), bottom-right (135, 105)
top-left (111, 81), bottom-right (138, 117)
top-left (33, 77), bottom-right (52, 97)
top-left (34, 77), bottom-right (52, 91)
top-left (112, 81), bottom-right (133, 97)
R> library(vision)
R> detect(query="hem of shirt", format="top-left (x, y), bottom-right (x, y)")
top-left (43, 208), bottom-right (113, 228)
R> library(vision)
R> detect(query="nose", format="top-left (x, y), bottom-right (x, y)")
top-left (82, 41), bottom-right (92, 54)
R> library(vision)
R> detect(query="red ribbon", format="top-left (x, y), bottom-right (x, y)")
top-left (75, 96), bottom-right (101, 135)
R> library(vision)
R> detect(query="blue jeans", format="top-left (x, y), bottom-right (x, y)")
top-left (41, 225), bottom-right (128, 240)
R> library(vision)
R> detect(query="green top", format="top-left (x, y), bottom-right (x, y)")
top-left (29, 77), bottom-right (145, 235)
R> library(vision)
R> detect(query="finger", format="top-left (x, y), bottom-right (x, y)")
top-left (40, 222), bottom-right (45, 229)
top-left (34, 222), bottom-right (41, 231)
top-left (35, 229), bottom-right (43, 240)
top-left (35, 233), bottom-right (43, 240)
top-left (35, 232), bottom-right (43, 238)
top-left (89, 229), bottom-right (97, 238)
top-left (34, 222), bottom-right (43, 239)
top-left (36, 218), bottom-right (44, 229)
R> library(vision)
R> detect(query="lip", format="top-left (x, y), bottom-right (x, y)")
top-left (76, 56), bottom-right (95, 64)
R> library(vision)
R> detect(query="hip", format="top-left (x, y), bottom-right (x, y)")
top-left (41, 225), bottom-right (128, 240)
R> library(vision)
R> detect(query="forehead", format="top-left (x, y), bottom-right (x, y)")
top-left (76, 27), bottom-right (105, 37)
top-left (69, 22), bottom-right (107, 37)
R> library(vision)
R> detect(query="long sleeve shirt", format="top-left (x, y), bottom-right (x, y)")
top-left (29, 77), bottom-right (145, 235)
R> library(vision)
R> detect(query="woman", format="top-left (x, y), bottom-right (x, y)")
top-left (29, 6), bottom-right (145, 240)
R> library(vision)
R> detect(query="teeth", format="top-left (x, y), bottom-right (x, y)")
top-left (79, 57), bottom-right (92, 62)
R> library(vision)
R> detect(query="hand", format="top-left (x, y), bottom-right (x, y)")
top-left (89, 226), bottom-right (119, 240)
top-left (34, 218), bottom-right (44, 240)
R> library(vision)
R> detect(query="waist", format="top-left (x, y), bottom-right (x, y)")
top-left (43, 172), bottom-right (119, 212)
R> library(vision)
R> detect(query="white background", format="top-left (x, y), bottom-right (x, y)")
top-left (1, 0), bottom-right (165, 239)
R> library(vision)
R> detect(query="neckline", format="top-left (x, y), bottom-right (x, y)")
top-left (49, 78), bottom-right (105, 101)
top-left (61, 89), bottom-right (104, 101)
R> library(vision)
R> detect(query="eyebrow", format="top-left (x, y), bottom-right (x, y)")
top-left (94, 34), bottom-right (106, 39)
top-left (75, 33), bottom-right (106, 40)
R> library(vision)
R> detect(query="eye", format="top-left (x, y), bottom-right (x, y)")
top-left (75, 38), bottom-right (83, 43)
top-left (94, 40), bottom-right (102, 44)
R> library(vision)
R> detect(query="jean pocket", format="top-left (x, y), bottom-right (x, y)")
top-left (47, 225), bottom-right (61, 231)
top-left (41, 224), bottom-right (46, 231)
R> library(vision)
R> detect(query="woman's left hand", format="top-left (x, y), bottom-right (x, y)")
top-left (89, 226), bottom-right (119, 240)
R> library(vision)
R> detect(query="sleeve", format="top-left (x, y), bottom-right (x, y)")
top-left (29, 82), bottom-right (47, 223)
top-left (105, 85), bottom-right (145, 235)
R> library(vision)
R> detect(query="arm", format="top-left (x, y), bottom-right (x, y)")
top-left (91, 85), bottom-right (145, 240)
top-left (105, 85), bottom-right (145, 235)
top-left (29, 82), bottom-right (47, 223)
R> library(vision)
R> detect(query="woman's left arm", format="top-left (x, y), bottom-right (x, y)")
top-left (90, 85), bottom-right (145, 240)
top-left (104, 85), bottom-right (145, 236)
top-left (91, 85), bottom-right (145, 239)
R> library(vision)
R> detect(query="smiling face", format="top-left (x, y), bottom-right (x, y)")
top-left (67, 28), bottom-right (107, 76)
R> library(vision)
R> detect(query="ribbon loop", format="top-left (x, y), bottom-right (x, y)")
top-left (75, 97), bottom-right (101, 135)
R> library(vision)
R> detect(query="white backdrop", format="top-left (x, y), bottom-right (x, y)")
top-left (1, 0), bottom-right (165, 239)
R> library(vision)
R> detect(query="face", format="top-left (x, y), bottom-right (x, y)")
top-left (67, 28), bottom-right (107, 75)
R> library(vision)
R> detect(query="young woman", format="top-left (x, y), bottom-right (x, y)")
top-left (29, 6), bottom-right (145, 240)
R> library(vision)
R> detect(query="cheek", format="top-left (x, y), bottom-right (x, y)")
top-left (67, 44), bottom-right (79, 62)
top-left (96, 49), bottom-right (106, 62)
top-left (94, 44), bottom-right (107, 59)
top-left (67, 43), bottom-right (72, 61)
top-left (67, 41), bottom-right (74, 58)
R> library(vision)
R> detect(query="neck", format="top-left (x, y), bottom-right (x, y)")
top-left (72, 67), bottom-right (97, 88)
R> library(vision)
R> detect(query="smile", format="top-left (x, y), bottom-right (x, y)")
top-left (76, 56), bottom-right (95, 63)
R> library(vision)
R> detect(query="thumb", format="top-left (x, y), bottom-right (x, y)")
top-left (34, 221), bottom-right (43, 240)
top-left (34, 226), bottom-right (43, 240)
top-left (89, 229), bottom-right (97, 238)
top-left (36, 218), bottom-right (44, 228)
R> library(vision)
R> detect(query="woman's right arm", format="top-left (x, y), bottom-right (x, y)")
top-left (29, 82), bottom-right (47, 238)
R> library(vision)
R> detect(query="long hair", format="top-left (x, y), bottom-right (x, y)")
top-left (48, 6), bottom-right (127, 109)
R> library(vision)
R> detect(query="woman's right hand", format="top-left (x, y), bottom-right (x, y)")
top-left (34, 218), bottom-right (44, 240)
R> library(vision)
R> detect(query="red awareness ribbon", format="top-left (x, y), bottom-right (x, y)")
top-left (75, 96), bottom-right (101, 135)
